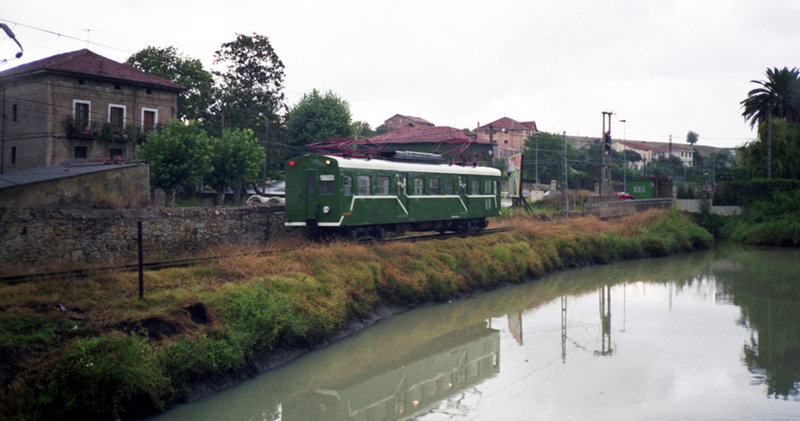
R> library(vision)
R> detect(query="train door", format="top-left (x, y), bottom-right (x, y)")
top-left (305, 170), bottom-right (318, 221)
top-left (457, 175), bottom-right (468, 216)
top-left (396, 173), bottom-right (409, 218)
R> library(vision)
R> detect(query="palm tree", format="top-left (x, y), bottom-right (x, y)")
top-left (740, 67), bottom-right (800, 178)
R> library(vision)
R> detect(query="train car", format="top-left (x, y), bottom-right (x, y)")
top-left (284, 152), bottom-right (503, 240)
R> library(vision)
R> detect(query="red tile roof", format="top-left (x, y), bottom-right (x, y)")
top-left (475, 117), bottom-right (534, 132)
top-left (0, 49), bottom-right (184, 91)
top-left (368, 126), bottom-right (490, 145)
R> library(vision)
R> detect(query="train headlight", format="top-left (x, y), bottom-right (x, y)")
top-left (324, 159), bottom-right (332, 165)
top-left (322, 206), bottom-right (330, 214)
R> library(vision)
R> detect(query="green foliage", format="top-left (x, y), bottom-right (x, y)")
top-left (210, 33), bottom-right (285, 136)
top-left (740, 67), bottom-right (800, 178)
top-left (204, 128), bottom-right (265, 194)
top-left (28, 335), bottom-right (169, 420)
top-left (523, 132), bottom-right (573, 186)
top-left (137, 120), bottom-right (211, 196)
top-left (125, 46), bottom-right (214, 122)
top-left (158, 334), bottom-right (245, 392)
top-left (0, 316), bottom-right (81, 350)
top-left (738, 119), bottom-right (800, 179)
top-left (351, 120), bottom-right (374, 138)
top-left (714, 178), bottom-right (800, 206)
top-left (639, 209), bottom-right (714, 253)
top-left (721, 189), bottom-right (800, 246)
top-left (287, 89), bottom-right (353, 145)
top-left (686, 130), bottom-right (699, 145)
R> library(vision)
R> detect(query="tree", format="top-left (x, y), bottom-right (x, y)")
top-left (351, 120), bottom-right (374, 138)
top-left (204, 128), bottom-right (265, 205)
top-left (125, 46), bottom-right (214, 122)
top-left (740, 67), bottom-right (800, 178)
top-left (686, 131), bottom-right (699, 146)
top-left (137, 120), bottom-right (210, 205)
top-left (211, 33), bottom-right (285, 138)
top-left (522, 132), bottom-right (575, 188)
top-left (738, 119), bottom-right (800, 180)
top-left (286, 89), bottom-right (353, 145)
top-left (374, 124), bottom-right (393, 135)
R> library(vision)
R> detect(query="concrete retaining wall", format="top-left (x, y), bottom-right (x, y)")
top-left (0, 206), bottom-right (291, 274)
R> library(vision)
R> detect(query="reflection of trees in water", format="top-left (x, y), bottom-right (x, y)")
top-left (714, 248), bottom-right (800, 399)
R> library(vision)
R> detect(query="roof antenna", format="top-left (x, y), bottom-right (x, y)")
top-left (1, 23), bottom-right (23, 59)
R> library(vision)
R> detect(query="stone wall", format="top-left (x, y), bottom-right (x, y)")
top-left (0, 206), bottom-right (291, 274)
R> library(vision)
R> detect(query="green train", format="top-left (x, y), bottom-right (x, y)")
top-left (284, 152), bottom-right (503, 240)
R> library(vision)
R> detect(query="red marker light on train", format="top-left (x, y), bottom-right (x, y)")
top-left (289, 161), bottom-right (295, 167)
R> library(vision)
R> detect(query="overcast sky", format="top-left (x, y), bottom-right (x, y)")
top-left (3, 0), bottom-right (799, 148)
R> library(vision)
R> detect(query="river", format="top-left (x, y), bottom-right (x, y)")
top-left (148, 245), bottom-right (800, 420)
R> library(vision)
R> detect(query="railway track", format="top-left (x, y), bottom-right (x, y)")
top-left (1, 226), bottom-right (516, 284)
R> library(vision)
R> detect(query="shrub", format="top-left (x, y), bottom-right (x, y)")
top-left (26, 335), bottom-right (169, 420)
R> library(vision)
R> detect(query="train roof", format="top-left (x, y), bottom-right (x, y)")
top-left (325, 155), bottom-right (502, 176)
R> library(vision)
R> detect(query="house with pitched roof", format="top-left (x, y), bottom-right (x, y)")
top-left (474, 117), bottom-right (537, 160)
top-left (654, 144), bottom-right (693, 167)
top-left (0, 49), bottom-right (184, 174)
top-left (367, 126), bottom-right (493, 164)
top-left (383, 114), bottom-right (434, 130)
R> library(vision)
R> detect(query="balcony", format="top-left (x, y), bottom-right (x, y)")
top-left (63, 116), bottom-right (148, 143)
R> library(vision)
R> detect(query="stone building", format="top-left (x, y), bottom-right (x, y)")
top-left (383, 114), bottom-right (434, 130)
top-left (474, 117), bottom-right (537, 160)
top-left (0, 49), bottom-right (184, 174)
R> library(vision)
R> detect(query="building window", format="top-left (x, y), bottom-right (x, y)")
top-left (142, 108), bottom-right (157, 132)
top-left (357, 175), bottom-right (371, 195)
top-left (11, 104), bottom-right (17, 123)
top-left (74, 146), bottom-right (88, 158)
top-left (10, 146), bottom-right (16, 164)
top-left (109, 148), bottom-right (123, 158)
top-left (73, 100), bottom-right (91, 128)
top-left (109, 104), bottom-right (126, 129)
top-left (634, 185), bottom-right (645, 193)
top-left (377, 176), bottom-right (390, 195)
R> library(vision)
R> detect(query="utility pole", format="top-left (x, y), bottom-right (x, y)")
top-left (669, 134), bottom-right (674, 179)
top-left (620, 119), bottom-right (627, 192)
top-left (535, 132), bottom-right (539, 189)
top-left (562, 131), bottom-right (568, 216)
top-left (600, 111), bottom-right (613, 196)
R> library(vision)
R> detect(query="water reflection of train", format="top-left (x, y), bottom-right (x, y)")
top-left (283, 323), bottom-right (500, 421)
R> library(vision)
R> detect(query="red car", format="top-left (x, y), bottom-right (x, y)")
top-left (616, 192), bottom-right (634, 200)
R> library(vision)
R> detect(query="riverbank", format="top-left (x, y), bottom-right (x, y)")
top-left (0, 209), bottom-right (713, 420)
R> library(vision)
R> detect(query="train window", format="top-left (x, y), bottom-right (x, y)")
top-left (494, 181), bottom-right (498, 194)
top-left (343, 175), bottom-right (353, 195)
top-left (414, 178), bottom-right (424, 195)
top-left (485, 180), bottom-right (492, 194)
top-left (377, 176), bottom-right (390, 195)
top-left (444, 178), bottom-right (454, 195)
top-left (430, 178), bottom-right (440, 195)
top-left (471, 180), bottom-right (480, 195)
top-left (357, 175), bottom-right (371, 195)
top-left (320, 175), bottom-right (334, 195)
